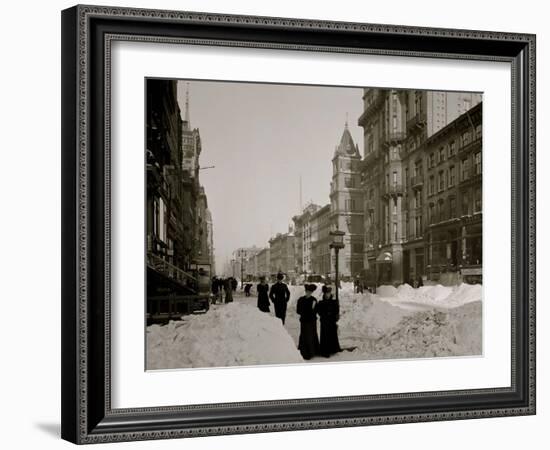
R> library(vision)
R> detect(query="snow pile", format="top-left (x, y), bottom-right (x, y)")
top-left (336, 283), bottom-right (482, 359)
top-left (338, 291), bottom-right (409, 340)
top-left (371, 300), bottom-right (482, 359)
top-left (146, 303), bottom-right (302, 369)
top-left (377, 283), bottom-right (482, 310)
top-left (376, 285), bottom-right (398, 297)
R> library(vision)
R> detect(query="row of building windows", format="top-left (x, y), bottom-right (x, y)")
top-left (425, 125), bottom-right (481, 168)
top-left (365, 150), bottom-right (480, 195)
top-left (425, 152), bottom-right (481, 195)
top-left (369, 185), bottom-right (481, 247)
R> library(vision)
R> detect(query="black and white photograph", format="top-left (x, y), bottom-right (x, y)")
top-left (145, 79), bottom-right (483, 370)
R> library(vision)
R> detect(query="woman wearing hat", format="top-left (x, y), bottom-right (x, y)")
top-left (296, 284), bottom-right (320, 360)
top-left (256, 276), bottom-right (270, 313)
top-left (315, 284), bottom-right (342, 357)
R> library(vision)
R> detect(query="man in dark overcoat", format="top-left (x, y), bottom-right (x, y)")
top-left (269, 272), bottom-right (291, 324)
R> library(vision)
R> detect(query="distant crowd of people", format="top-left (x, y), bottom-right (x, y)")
top-left (210, 276), bottom-right (238, 303)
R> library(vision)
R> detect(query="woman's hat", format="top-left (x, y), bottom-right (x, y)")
top-left (304, 283), bottom-right (317, 292)
top-left (277, 272), bottom-right (284, 280)
top-left (322, 284), bottom-right (332, 293)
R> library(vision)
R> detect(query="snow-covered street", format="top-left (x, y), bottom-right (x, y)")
top-left (146, 282), bottom-right (482, 370)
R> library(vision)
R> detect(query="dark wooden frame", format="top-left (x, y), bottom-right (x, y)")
top-left (61, 4), bottom-right (536, 444)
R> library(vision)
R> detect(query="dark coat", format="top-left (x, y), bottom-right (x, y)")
top-left (212, 278), bottom-right (220, 294)
top-left (223, 279), bottom-right (233, 302)
top-left (315, 296), bottom-right (341, 357)
top-left (296, 295), bottom-right (320, 360)
top-left (256, 283), bottom-right (270, 312)
top-left (269, 282), bottom-right (291, 323)
top-left (269, 282), bottom-right (290, 305)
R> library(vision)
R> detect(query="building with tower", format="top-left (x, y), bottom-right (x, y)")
top-left (329, 121), bottom-right (364, 279)
top-left (178, 83), bottom-right (214, 274)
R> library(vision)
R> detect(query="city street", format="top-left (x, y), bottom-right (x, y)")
top-left (147, 281), bottom-right (483, 369)
top-left (231, 286), bottom-right (364, 362)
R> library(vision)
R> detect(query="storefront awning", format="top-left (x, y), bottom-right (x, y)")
top-left (375, 251), bottom-right (393, 263)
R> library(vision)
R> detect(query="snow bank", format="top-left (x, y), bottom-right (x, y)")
top-left (371, 300), bottom-right (482, 359)
top-left (147, 303), bottom-right (302, 369)
top-left (378, 283), bottom-right (482, 309)
top-left (338, 291), bottom-right (408, 340)
top-left (336, 283), bottom-right (482, 359)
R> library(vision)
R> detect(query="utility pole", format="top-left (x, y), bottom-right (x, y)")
top-left (329, 230), bottom-right (346, 303)
top-left (241, 251), bottom-right (245, 289)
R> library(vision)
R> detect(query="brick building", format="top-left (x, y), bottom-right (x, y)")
top-left (358, 88), bottom-right (482, 285)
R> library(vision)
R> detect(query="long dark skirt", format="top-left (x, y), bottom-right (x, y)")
top-left (319, 320), bottom-right (341, 357)
top-left (224, 289), bottom-right (233, 303)
top-left (257, 298), bottom-right (270, 313)
top-left (298, 320), bottom-right (319, 360)
top-left (274, 303), bottom-right (287, 324)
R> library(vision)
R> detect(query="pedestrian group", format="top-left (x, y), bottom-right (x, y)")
top-left (212, 272), bottom-right (342, 361)
top-left (210, 275), bottom-right (239, 304)
top-left (257, 273), bottom-right (341, 360)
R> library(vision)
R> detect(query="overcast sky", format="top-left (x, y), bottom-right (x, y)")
top-left (176, 80), bottom-right (364, 272)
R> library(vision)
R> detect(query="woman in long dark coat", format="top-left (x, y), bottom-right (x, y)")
top-left (256, 277), bottom-right (270, 313)
top-left (223, 278), bottom-right (233, 303)
top-left (296, 284), bottom-right (320, 360)
top-left (315, 285), bottom-right (341, 357)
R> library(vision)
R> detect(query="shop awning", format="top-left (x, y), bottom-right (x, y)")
top-left (375, 251), bottom-right (393, 263)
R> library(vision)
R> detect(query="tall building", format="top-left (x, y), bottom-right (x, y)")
top-left (196, 186), bottom-right (212, 267)
top-left (181, 85), bottom-right (202, 178)
top-left (205, 209), bottom-right (215, 276)
top-left (231, 246), bottom-right (261, 280)
top-left (255, 247), bottom-right (271, 278)
top-left (421, 103), bottom-right (482, 284)
top-left (269, 232), bottom-right (296, 279)
top-left (292, 203), bottom-right (321, 275)
top-left (146, 78), bottom-right (213, 311)
top-left (178, 84), bottom-right (214, 274)
top-left (329, 122), bottom-right (364, 279)
top-left (310, 204), bottom-right (332, 277)
top-left (146, 79), bottom-right (186, 271)
top-left (358, 88), bottom-right (482, 285)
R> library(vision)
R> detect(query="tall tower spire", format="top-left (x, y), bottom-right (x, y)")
top-left (345, 112), bottom-right (349, 130)
top-left (184, 83), bottom-right (191, 128)
top-left (299, 175), bottom-right (303, 211)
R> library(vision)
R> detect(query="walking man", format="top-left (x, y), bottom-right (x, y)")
top-left (269, 272), bottom-right (291, 324)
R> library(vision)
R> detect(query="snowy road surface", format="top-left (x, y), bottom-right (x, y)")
top-left (146, 282), bottom-right (482, 369)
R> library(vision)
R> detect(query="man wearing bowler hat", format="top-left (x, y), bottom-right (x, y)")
top-left (269, 272), bottom-right (291, 324)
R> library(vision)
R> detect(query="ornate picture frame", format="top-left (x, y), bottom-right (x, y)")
top-left (61, 4), bottom-right (536, 444)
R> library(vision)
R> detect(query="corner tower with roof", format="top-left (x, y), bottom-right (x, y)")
top-left (329, 120), bottom-right (364, 279)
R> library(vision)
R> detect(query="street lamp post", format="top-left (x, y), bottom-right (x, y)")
top-left (329, 230), bottom-right (345, 302)
top-left (240, 251), bottom-right (245, 289)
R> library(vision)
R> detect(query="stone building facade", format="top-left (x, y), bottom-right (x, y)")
top-left (269, 232), bottom-right (296, 279)
top-left (310, 204), bottom-right (332, 277)
top-left (254, 247), bottom-right (271, 278)
top-left (358, 88), bottom-right (482, 285)
top-left (146, 79), bottom-right (214, 302)
top-left (292, 203), bottom-right (321, 275)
